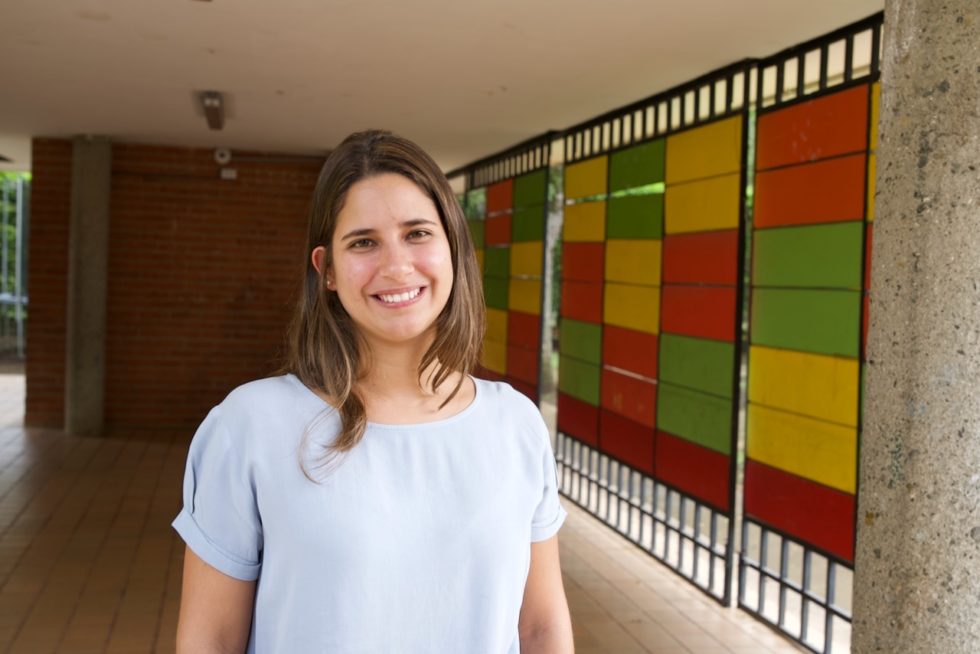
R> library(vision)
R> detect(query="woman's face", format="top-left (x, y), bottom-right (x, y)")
top-left (319, 172), bottom-right (454, 352)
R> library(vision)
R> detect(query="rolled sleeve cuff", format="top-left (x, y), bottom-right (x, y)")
top-left (172, 509), bottom-right (261, 581)
top-left (530, 504), bottom-right (568, 542)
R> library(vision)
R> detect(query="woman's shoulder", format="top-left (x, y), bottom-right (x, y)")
top-left (212, 373), bottom-right (326, 433)
top-left (472, 377), bottom-right (548, 437)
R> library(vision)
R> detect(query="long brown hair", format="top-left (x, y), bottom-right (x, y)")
top-left (278, 130), bottom-right (485, 477)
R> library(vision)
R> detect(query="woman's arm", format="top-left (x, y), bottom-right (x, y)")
top-left (518, 534), bottom-right (574, 653)
top-left (176, 547), bottom-right (257, 654)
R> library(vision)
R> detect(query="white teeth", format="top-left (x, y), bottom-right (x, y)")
top-left (378, 288), bottom-right (421, 304)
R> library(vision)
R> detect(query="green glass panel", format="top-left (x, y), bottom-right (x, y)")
top-left (465, 188), bottom-right (486, 219)
top-left (483, 276), bottom-right (508, 310)
top-left (607, 195), bottom-right (663, 239)
top-left (484, 246), bottom-right (510, 279)
top-left (559, 319), bottom-right (602, 365)
top-left (754, 222), bottom-right (864, 289)
top-left (657, 382), bottom-right (732, 455)
top-left (751, 288), bottom-right (861, 357)
top-left (468, 219), bottom-right (484, 248)
top-left (558, 355), bottom-right (600, 405)
top-left (609, 139), bottom-right (666, 192)
top-left (514, 169), bottom-right (548, 209)
top-left (659, 334), bottom-right (735, 399)
top-left (512, 206), bottom-right (545, 242)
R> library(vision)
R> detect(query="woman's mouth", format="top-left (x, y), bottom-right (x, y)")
top-left (373, 287), bottom-right (424, 306)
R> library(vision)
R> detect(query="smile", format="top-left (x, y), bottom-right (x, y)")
top-left (374, 287), bottom-right (424, 306)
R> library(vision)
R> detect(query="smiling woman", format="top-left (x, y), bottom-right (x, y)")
top-left (171, 130), bottom-right (573, 653)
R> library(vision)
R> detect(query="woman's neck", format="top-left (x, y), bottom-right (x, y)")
top-left (353, 335), bottom-right (474, 423)
top-left (357, 333), bottom-right (442, 399)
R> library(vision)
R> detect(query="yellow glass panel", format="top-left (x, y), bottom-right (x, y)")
top-left (563, 201), bottom-right (606, 242)
top-left (509, 279), bottom-right (542, 315)
top-left (748, 345), bottom-right (859, 427)
top-left (870, 81), bottom-right (880, 151)
top-left (603, 283), bottom-right (659, 334)
top-left (475, 249), bottom-right (484, 273)
top-left (867, 153), bottom-right (876, 223)
top-left (565, 156), bottom-right (608, 200)
top-left (485, 308), bottom-right (508, 343)
top-left (747, 403), bottom-right (858, 493)
top-left (482, 340), bottom-right (507, 374)
top-left (510, 241), bottom-right (543, 278)
top-left (665, 116), bottom-right (743, 184)
top-left (604, 240), bottom-right (661, 286)
top-left (665, 173), bottom-right (740, 234)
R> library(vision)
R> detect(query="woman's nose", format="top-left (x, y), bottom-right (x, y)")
top-left (380, 242), bottom-right (414, 278)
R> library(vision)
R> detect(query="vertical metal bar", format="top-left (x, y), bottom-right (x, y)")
top-left (825, 563), bottom-right (837, 654)
top-left (819, 44), bottom-right (830, 91)
top-left (14, 178), bottom-right (24, 357)
top-left (778, 538), bottom-right (789, 628)
top-left (775, 60), bottom-right (784, 103)
top-left (871, 23), bottom-right (881, 78)
top-left (616, 466), bottom-right (623, 531)
top-left (710, 511), bottom-right (719, 594)
top-left (797, 54), bottom-right (805, 98)
top-left (692, 503), bottom-right (702, 584)
top-left (2, 180), bottom-right (8, 296)
top-left (844, 34), bottom-right (855, 83)
top-left (758, 529), bottom-right (769, 615)
top-left (709, 81), bottom-right (716, 118)
top-left (638, 474), bottom-right (646, 546)
top-left (738, 518), bottom-right (748, 605)
top-left (626, 471), bottom-right (635, 536)
top-left (678, 496), bottom-right (687, 572)
top-left (801, 548), bottom-right (813, 643)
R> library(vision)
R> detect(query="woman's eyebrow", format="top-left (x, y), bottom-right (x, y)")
top-left (340, 219), bottom-right (437, 241)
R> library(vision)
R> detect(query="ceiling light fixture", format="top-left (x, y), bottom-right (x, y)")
top-left (199, 91), bottom-right (225, 130)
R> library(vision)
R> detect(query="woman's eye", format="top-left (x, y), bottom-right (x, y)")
top-left (408, 229), bottom-right (431, 240)
top-left (349, 239), bottom-right (375, 249)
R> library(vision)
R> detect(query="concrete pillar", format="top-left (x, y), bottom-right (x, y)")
top-left (64, 137), bottom-right (111, 436)
top-left (852, 2), bottom-right (980, 652)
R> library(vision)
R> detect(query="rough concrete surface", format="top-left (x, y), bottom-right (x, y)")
top-left (852, 1), bottom-right (980, 652)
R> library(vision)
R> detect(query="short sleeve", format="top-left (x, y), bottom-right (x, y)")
top-left (530, 414), bottom-right (568, 542)
top-left (172, 406), bottom-right (263, 580)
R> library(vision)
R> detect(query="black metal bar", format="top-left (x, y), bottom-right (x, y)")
top-left (870, 22), bottom-right (881, 79)
top-left (819, 44), bottom-right (829, 91)
top-left (778, 538), bottom-right (789, 628)
top-left (801, 549), bottom-right (813, 643)
top-left (797, 53), bottom-right (806, 98)
top-left (825, 563), bottom-right (837, 653)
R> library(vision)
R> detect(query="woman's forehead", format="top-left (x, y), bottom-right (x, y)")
top-left (338, 173), bottom-right (437, 223)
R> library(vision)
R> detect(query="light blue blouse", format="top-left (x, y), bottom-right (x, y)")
top-left (172, 374), bottom-right (567, 653)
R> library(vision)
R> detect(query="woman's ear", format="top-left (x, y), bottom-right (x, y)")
top-left (311, 246), bottom-right (335, 289)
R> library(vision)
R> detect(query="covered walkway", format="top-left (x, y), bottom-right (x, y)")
top-left (0, 367), bottom-right (800, 653)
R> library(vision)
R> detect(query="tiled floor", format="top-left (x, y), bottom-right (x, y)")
top-left (0, 368), bottom-right (802, 653)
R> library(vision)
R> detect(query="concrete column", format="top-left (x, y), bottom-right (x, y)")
top-left (64, 137), bottom-right (111, 436)
top-left (852, 2), bottom-right (980, 652)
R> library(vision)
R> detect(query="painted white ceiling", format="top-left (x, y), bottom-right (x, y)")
top-left (0, 0), bottom-right (882, 173)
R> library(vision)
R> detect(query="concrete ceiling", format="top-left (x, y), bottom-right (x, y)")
top-left (1, 0), bottom-right (882, 173)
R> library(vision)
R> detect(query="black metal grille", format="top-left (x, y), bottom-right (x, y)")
top-left (563, 59), bottom-right (755, 164)
top-left (739, 520), bottom-right (854, 654)
top-left (555, 434), bottom-right (732, 602)
top-left (756, 12), bottom-right (882, 110)
top-left (447, 133), bottom-right (554, 190)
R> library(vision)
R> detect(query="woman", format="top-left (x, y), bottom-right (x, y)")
top-left (172, 130), bottom-right (573, 653)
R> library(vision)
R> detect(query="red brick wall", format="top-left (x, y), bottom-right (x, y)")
top-left (26, 139), bottom-right (323, 434)
top-left (25, 139), bottom-right (72, 428)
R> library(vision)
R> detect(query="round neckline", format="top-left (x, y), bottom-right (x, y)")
top-left (285, 372), bottom-right (482, 430)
